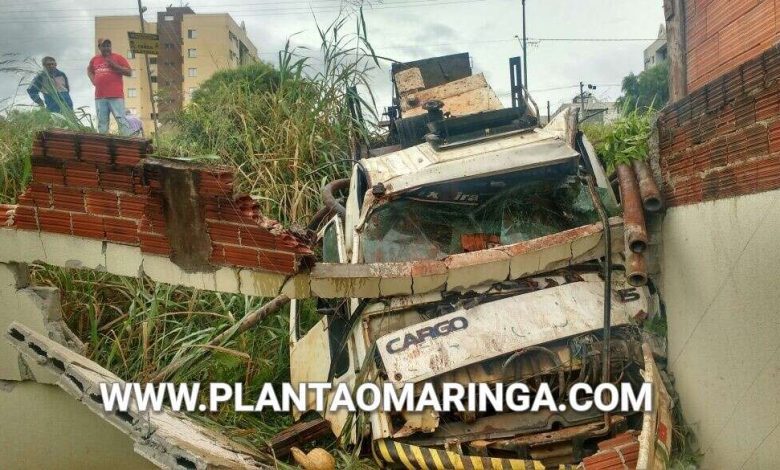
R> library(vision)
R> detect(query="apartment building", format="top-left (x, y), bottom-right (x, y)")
top-left (95, 7), bottom-right (258, 133)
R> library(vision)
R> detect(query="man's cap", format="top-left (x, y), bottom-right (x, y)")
top-left (98, 38), bottom-right (111, 46)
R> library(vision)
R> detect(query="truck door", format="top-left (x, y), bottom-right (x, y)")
top-left (289, 215), bottom-right (349, 420)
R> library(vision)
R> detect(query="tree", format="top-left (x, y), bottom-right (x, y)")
top-left (616, 61), bottom-right (669, 112)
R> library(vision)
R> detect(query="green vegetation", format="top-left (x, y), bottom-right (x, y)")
top-left (616, 62), bottom-right (669, 113)
top-left (158, 16), bottom-right (377, 225)
top-left (582, 105), bottom-right (654, 173)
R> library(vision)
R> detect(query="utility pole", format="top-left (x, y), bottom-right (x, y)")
top-left (136, 0), bottom-right (159, 137)
top-left (579, 82), bottom-right (597, 122)
top-left (522, 0), bottom-right (528, 90)
top-left (546, 100), bottom-right (550, 123)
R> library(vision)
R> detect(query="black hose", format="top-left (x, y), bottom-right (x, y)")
top-left (307, 206), bottom-right (334, 231)
top-left (322, 178), bottom-right (350, 218)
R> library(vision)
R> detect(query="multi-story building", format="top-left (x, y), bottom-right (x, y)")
top-left (95, 7), bottom-right (258, 133)
top-left (642, 24), bottom-right (667, 70)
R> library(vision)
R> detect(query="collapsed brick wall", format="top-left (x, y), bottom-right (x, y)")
top-left (658, 43), bottom-right (780, 206)
top-left (685, 0), bottom-right (779, 92)
top-left (0, 130), bottom-right (313, 275)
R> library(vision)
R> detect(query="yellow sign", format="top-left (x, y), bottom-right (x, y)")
top-left (128, 32), bottom-right (159, 55)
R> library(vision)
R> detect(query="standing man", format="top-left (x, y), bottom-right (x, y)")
top-left (87, 39), bottom-right (132, 135)
top-left (27, 56), bottom-right (74, 113)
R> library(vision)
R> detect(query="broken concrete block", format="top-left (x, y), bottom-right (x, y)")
top-left (444, 249), bottom-right (510, 291)
top-left (0, 264), bottom-right (80, 383)
top-left (409, 260), bottom-right (448, 294)
top-left (281, 274), bottom-right (311, 299)
top-left (310, 263), bottom-right (381, 298)
top-left (214, 267), bottom-right (241, 294)
top-left (238, 269), bottom-right (286, 297)
top-left (39, 231), bottom-right (106, 270)
top-left (5, 322), bottom-right (272, 469)
top-left (371, 263), bottom-right (413, 297)
top-left (0, 229), bottom-right (45, 264)
top-left (142, 254), bottom-right (216, 290)
top-left (394, 67), bottom-right (425, 95)
top-left (104, 243), bottom-right (144, 278)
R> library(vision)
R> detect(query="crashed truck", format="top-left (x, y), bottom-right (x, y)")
top-left (288, 53), bottom-right (673, 468)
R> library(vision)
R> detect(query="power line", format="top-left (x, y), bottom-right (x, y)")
top-left (0, 0), bottom-right (488, 24)
top-left (0, 0), bottom-right (484, 16)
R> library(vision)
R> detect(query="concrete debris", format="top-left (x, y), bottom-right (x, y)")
top-left (4, 322), bottom-right (272, 470)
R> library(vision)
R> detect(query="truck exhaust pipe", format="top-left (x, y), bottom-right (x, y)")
top-left (616, 163), bottom-right (649, 254)
top-left (631, 159), bottom-right (664, 212)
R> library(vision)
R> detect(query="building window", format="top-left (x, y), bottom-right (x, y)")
top-left (127, 88), bottom-right (138, 98)
top-left (188, 29), bottom-right (197, 39)
top-left (164, 15), bottom-right (174, 21)
top-left (150, 112), bottom-right (158, 120)
top-left (128, 50), bottom-right (135, 59)
top-left (165, 43), bottom-right (174, 50)
top-left (188, 48), bottom-right (197, 58)
top-left (151, 75), bottom-right (157, 83)
top-left (188, 68), bottom-right (197, 77)
top-left (149, 57), bottom-right (157, 65)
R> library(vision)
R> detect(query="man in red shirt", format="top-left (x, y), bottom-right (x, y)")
top-left (87, 39), bottom-right (132, 135)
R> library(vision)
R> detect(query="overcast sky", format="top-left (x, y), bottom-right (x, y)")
top-left (0, 0), bottom-right (665, 119)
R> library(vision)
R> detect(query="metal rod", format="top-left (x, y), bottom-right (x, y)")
top-left (136, 0), bottom-right (159, 138)
top-left (584, 173), bottom-right (612, 430)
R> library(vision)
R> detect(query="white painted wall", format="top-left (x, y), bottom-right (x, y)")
top-left (660, 189), bottom-right (780, 468)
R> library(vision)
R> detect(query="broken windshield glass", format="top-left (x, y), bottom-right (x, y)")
top-left (361, 177), bottom-right (615, 263)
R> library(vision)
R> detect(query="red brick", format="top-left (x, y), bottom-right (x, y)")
top-left (207, 221), bottom-right (241, 245)
top-left (118, 194), bottom-right (147, 219)
top-left (13, 205), bottom-right (38, 230)
top-left (85, 191), bottom-right (119, 216)
top-left (220, 245), bottom-right (262, 268)
top-left (768, 120), bottom-right (780, 152)
top-left (64, 161), bottom-right (100, 189)
top-left (71, 212), bottom-right (105, 239)
top-left (37, 208), bottom-right (71, 234)
top-left (735, 154), bottom-right (780, 195)
top-left (98, 165), bottom-right (135, 193)
top-left (103, 217), bottom-right (139, 245)
top-left (51, 186), bottom-right (85, 212)
top-left (209, 244), bottom-right (227, 264)
top-left (240, 225), bottom-right (276, 249)
top-left (25, 183), bottom-right (52, 208)
top-left (31, 166), bottom-right (65, 186)
top-left (733, 95), bottom-right (756, 127)
top-left (257, 250), bottom-right (297, 274)
top-left (198, 169), bottom-right (235, 196)
top-left (139, 232), bottom-right (171, 255)
top-left (755, 88), bottom-right (780, 121)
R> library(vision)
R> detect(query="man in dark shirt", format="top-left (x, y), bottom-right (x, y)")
top-left (27, 56), bottom-right (74, 113)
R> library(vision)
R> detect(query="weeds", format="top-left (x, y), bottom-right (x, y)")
top-left (158, 15), bottom-right (378, 226)
top-left (583, 105), bottom-right (654, 174)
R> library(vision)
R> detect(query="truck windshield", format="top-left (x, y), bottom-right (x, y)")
top-left (361, 177), bottom-right (609, 263)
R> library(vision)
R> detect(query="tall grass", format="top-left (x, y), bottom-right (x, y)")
top-left (30, 264), bottom-right (321, 447)
top-left (159, 15), bottom-right (378, 225)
